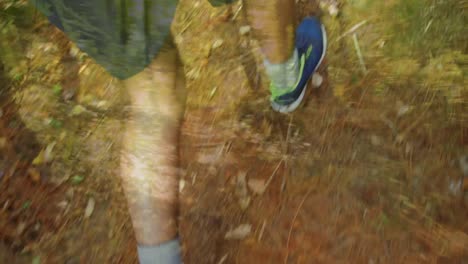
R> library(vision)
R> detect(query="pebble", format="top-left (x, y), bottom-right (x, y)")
top-left (312, 73), bottom-right (323, 87)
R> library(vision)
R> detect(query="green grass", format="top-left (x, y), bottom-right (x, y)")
top-left (387, 0), bottom-right (467, 58)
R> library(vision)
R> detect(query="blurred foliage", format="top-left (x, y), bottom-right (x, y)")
top-left (388, 0), bottom-right (467, 58)
top-left (0, 0), bottom-right (36, 78)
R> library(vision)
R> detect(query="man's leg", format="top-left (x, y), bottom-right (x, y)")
top-left (244, 0), bottom-right (298, 87)
top-left (244, 0), bottom-right (327, 113)
top-left (120, 39), bottom-right (185, 263)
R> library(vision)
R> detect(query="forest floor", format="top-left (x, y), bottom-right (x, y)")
top-left (0, 0), bottom-right (467, 263)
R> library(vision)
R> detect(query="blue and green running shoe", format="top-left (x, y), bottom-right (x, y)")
top-left (270, 17), bottom-right (327, 113)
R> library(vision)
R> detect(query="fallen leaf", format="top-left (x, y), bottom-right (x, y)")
top-left (84, 198), bottom-right (95, 218)
top-left (328, 4), bottom-right (339, 17)
top-left (212, 39), bottom-right (224, 50)
top-left (52, 84), bottom-right (62, 96)
top-left (238, 197), bottom-right (251, 210)
top-left (70, 175), bottom-right (85, 185)
top-left (248, 178), bottom-right (266, 195)
top-left (225, 224), bottom-right (252, 240)
top-left (96, 100), bottom-right (109, 110)
top-left (32, 150), bottom-right (45, 165)
top-left (43, 142), bottom-right (56, 163)
top-left (49, 118), bottom-right (63, 129)
top-left (57, 200), bottom-right (68, 210)
top-left (16, 222), bottom-right (27, 235)
top-left (70, 105), bottom-right (87, 116)
top-left (28, 167), bottom-right (41, 183)
top-left (397, 105), bottom-right (411, 117)
top-left (239, 25), bottom-right (251, 35)
top-left (179, 179), bottom-right (186, 193)
top-left (69, 46), bottom-right (80, 57)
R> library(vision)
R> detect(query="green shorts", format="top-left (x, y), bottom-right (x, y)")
top-left (31, 0), bottom-right (235, 79)
top-left (31, 0), bottom-right (178, 79)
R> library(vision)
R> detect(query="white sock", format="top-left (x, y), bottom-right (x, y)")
top-left (263, 49), bottom-right (300, 90)
top-left (137, 239), bottom-right (182, 264)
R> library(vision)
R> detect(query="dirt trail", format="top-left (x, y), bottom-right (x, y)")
top-left (1, 0), bottom-right (467, 263)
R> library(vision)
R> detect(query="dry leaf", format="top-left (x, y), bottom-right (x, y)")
top-left (248, 178), bottom-right (266, 195)
top-left (212, 39), bottom-right (224, 50)
top-left (225, 224), bottom-right (252, 240)
top-left (70, 105), bottom-right (87, 116)
top-left (16, 222), bottom-right (27, 235)
top-left (84, 198), bottom-right (95, 218)
top-left (32, 150), bottom-right (45, 165)
top-left (44, 142), bottom-right (56, 163)
top-left (239, 26), bottom-right (251, 35)
top-left (179, 179), bottom-right (186, 193)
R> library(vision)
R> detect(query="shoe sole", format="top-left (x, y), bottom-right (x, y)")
top-left (272, 24), bottom-right (328, 114)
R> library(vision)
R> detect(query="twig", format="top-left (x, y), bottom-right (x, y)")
top-left (284, 188), bottom-right (313, 264)
top-left (263, 159), bottom-right (284, 193)
top-left (218, 254), bottom-right (228, 264)
top-left (336, 20), bottom-right (368, 41)
top-left (284, 115), bottom-right (293, 154)
top-left (423, 19), bottom-right (433, 34)
top-left (258, 220), bottom-right (267, 241)
top-left (352, 33), bottom-right (368, 75)
top-left (231, 0), bottom-right (244, 21)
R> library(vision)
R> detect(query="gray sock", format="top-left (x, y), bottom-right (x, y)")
top-left (137, 238), bottom-right (182, 264)
top-left (263, 49), bottom-right (300, 90)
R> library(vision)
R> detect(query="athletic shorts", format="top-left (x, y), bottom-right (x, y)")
top-left (30, 0), bottom-right (178, 79)
top-left (30, 0), bottom-right (235, 80)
